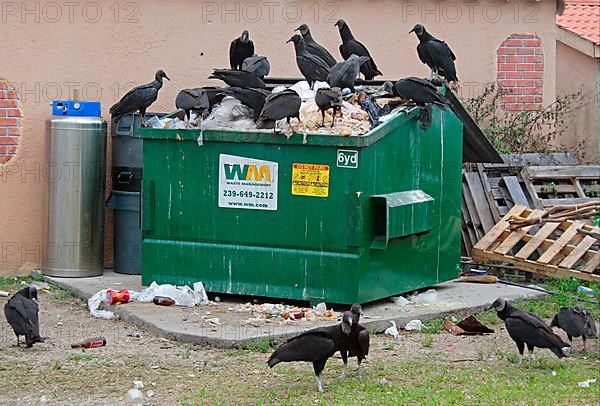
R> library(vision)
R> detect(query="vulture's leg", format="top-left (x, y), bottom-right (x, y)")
top-left (15, 333), bottom-right (20, 347)
top-left (139, 108), bottom-right (147, 127)
top-left (338, 350), bottom-right (348, 379)
top-left (320, 109), bottom-right (325, 127)
top-left (313, 358), bottom-right (328, 392)
top-left (582, 337), bottom-right (586, 352)
top-left (515, 341), bottom-right (525, 365)
top-left (356, 357), bottom-right (364, 378)
top-left (526, 344), bottom-right (535, 363)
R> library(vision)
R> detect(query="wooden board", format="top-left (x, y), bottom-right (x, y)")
top-left (472, 205), bottom-right (599, 282)
top-left (465, 172), bottom-right (496, 232)
top-left (502, 176), bottom-right (530, 206)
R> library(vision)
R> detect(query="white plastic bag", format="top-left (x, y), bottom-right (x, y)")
top-left (405, 319), bottom-right (423, 331)
top-left (88, 289), bottom-right (115, 320)
top-left (130, 281), bottom-right (208, 307)
top-left (384, 321), bottom-right (399, 339)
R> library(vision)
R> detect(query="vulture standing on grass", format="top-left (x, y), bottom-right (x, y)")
top-left (242, 55), bottom-right (270, 79)
top-left (409, 24), bottom-right (458, 82)
top-left (551, 305), bottom-right (598, 352)
top-left (109, 70), bottom-right (170, 126)
top-left (220, 87), bottom-right (270, 121)
top-left (257, 89), bottom-right (302, 132)
top-left (209, 69), bottom-right (266, 89)
top-left (295, 24), bottom-right (337, 67)
top-left (490, 297), bottom-right (570, 364)
top-left (4, 286), bottom-right (44, 347)
top-left (335, 19), bottom-right (382, 80)
top-left (287, 34), bottom-right (330, 90)
top-left (315, 88), bottom-right (343, 127)
top-left (267, 311), bottom-right (353, 392)
top-left (339, 303), bottom-right (370, 378)
top-left (229, 30), bottom-right (255, 70)
top-left (327, 54), bottom-right (371, 92)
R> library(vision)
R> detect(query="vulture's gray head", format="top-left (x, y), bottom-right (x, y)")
top-left (490, 297), bottom-right (507, 312)
top-left (409, 24), bottom-right (425, 36)
top-left (241, 30), bottom-right (250, 43)
top-left (341, 311), bottom-right (353, 335)
top-left (295, 24), bottom-right (309, 36)
top-left (155, 70), bottom-right (170, 81)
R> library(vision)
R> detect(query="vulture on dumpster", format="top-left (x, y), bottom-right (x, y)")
top-left (257, 89), bottom-right (302, 131)
top-left (209, 69), bottom-right (266, 89)
top-left (382, 78), bottom-right (449, 109)
top-left (109, 69), bottom-right (170, 127)
top-left (410, 24), bottom-right (458, 82)
top-left (489, 297), bottom-right (570, 364)
top-left (242, 55), bottom-right (271, 79)
top-left (327, 54), bottom-right (371, 92)
top-left (288, 34), bottom-right (331, 90)
top-left (229, 30), bottom-right (255, 70)
top-left (335, 19), bottom-right (382, 80)
top-left (175, 88), bottom-right (210, 123)
top-left (551, 306), bottom-right (598, 352)
top-left (4, 286), bottom-right (44, 347)
top-left (267, 311), bottom-right (353, 392)
top-left (315, 87), bottom-right (343, 127)
top-left (295, 24), bottom-right (337, 67)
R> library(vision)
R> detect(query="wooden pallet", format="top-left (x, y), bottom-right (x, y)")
top-left (472, 205), bottom-right (600, 282)
top-left (521, 166), bottom-right (600, 209)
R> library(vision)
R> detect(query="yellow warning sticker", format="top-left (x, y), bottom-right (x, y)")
top-left (291, 163), bottom-right (330, 198)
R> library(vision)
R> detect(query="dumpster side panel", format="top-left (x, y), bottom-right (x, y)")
top-left (357, 108), bottom-right (463, 301)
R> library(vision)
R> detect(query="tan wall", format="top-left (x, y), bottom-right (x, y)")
top-left (555, 41), bottom-right (599, 162)
top-left (0, 0), bottom-right (559, 273)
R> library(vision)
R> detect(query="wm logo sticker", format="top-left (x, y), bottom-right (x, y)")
top-left (224, 164), bottom-right (271, 182)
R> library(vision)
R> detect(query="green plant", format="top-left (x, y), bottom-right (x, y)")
top-left (463, 83), bottom-right (583, 154)
top-left (243, 336), bottom-right (275, 353)
top-left (422, 335), bottom-right (434, 348)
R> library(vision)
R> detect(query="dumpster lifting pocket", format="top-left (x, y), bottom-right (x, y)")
top-left (370, 190), bottom-right (434, 249)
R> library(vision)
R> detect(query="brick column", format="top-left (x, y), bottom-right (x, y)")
top-left (496, 34), bottom-right (544, 112)
top-left (0, 81), bottom-right (22, 164)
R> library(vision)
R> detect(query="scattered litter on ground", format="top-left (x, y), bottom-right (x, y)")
top-left (551, 371), bottom-right (557, 376)
top-left (131, 281), bottom-right (209, 308)
top-left (578, 378), bottom-right (596, 388)
top-left (390, 296), bottom-right (411, 306)
top-left (384, 321), bottom-right (400, 339)
top-left (71, 337), bottom-right (107, 349)
top-left (0, 291), bottom-right (8, 297)
top-left (133, 381), bottom-right (144, 390)
top-left (405, 320), bottom-right (423, 332)
top-left (410, 289), bottom-right (438, 305)
top-left (126, 386), bottom-right (144, 405)
top-left (106, 289), bottom-right (131, 304)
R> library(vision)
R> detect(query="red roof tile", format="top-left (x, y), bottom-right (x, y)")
top-left (556, 0), bottom-right (600, 45)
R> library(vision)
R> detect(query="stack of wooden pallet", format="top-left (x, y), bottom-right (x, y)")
top-left (472, 205), bottom-right (599, 281)
top-left (461, 154), bottom-right (600, 269)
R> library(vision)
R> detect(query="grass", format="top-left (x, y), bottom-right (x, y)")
top-left (0, 275), bottom-right (73, 301)
top-left (241, 337), bottom-right (275, 353)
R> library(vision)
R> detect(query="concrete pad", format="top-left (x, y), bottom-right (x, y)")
top-left (45, 271), bottom-right (545, 348)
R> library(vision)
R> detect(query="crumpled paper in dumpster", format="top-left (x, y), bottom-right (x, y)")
top-left (87, 281), bottom-right (209, 319)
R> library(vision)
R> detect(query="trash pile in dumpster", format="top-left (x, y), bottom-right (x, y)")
top-left (110, 21), bottom-right (460, 137)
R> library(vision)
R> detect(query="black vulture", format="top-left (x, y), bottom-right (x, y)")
top-left (551, 305), bottom-right (598, 352)
top-left (267, 311), bottom-right (353, 392)
top-left (220, 87), bottom-right (270, 121)
top-left (296, 24), bottom-right (337, 67)
top-left (229, 30), bottom-right (255, 70)
top-left (209, 69), bottom-right (266, 89)
top-left (334, 19), bottom-right (382, 80)
top-left (409, 24), bottom-right (458, 82)
top-left (490, 298), bottom-right (570, 364)
top-left (327, 54), bottom-right (371, 92)
top-left (109, 70), bottom-right (169, 127)
top-left (202, 86), bottom-right (227, 109)
top-left (257, 89), bottom-right (302, 132)
top-left (315, 88), bottom-right (343, 128)
top-left (175, 88), bottom-right (210, 124)
top-left (4, 286), bottom-right (43, 347)
top-left (339, 303), bottom-right (370, 378)
top-left (287, 35), bottom-right (330, 90)
top-left (382, 77), bottom-right (449, 109)
top-left (242, 55), bottom-right (270, 79)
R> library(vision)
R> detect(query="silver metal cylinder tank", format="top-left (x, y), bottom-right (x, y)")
top-left (42, 115), bottom-right (107, 277)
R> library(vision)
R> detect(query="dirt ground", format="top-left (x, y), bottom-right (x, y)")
top-left (1, 289), bottom-right (598, 405)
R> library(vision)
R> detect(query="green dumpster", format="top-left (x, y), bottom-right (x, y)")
top-left (136, 106), bottom-right (462, 304)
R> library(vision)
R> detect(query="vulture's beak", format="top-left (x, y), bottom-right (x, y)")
top-left (164, 75), bottom-right (171, 81)
top-left (409, 28), bottom-right (415, 34)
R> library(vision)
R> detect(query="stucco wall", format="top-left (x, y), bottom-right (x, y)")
top-left (555, 41), bottom-right (599, 162)
top-left (0, 0), bottom-right (559, 273)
